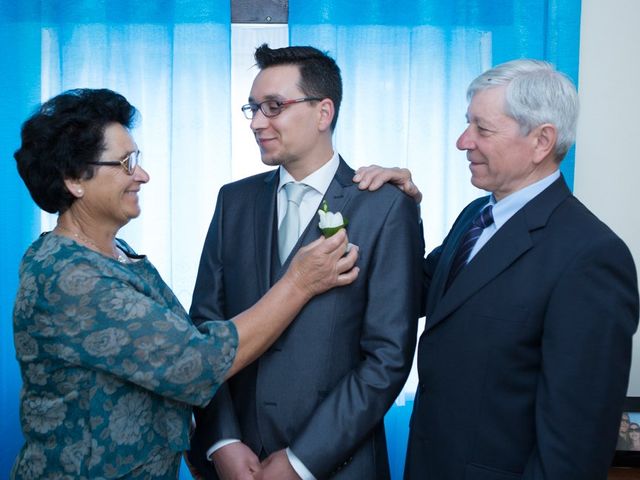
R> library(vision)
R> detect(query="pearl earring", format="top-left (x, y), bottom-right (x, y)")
top-left (77, 189), bottom-right (83, 195)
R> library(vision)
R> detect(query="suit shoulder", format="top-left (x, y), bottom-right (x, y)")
top-left (220, 170), bottom-right (276, 194)
top-left (351, 182), bottom-right (418, 208)
top-left (351, 184), bottom-right (423, 224)
top-left (558, 196), bottom-right (620, 237)
top-left (553, 195), bottom-right (633, 253)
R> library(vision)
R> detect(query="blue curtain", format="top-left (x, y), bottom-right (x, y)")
top-left (290, 0), bottom-right (580, 251)
top-left (288, 1), bottom-right (580, 477)
top-left (0, 1), bottom-right (580, 478)
top-left (0, 5), bottom-right (42, 477)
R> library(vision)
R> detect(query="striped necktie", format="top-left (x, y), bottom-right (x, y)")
top-left (278, 182), bottom-right (309, 262)
top-left (447, 204), bottom-right (494, 288)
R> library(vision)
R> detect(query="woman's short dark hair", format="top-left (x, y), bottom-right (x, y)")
top-left (15, 88), bottom-right (138, 213)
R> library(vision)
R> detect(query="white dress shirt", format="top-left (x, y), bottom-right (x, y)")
top-left (277, 151), bottom-right (340, 231)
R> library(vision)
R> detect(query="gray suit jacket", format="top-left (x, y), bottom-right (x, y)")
top-left (189, 158), bottom-right (423, 479)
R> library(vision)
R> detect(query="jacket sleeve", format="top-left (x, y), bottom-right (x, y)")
top-left (189, 189), bottom-right (243, 460)
top-left (290, 192), bottom-right (424, 478)
top-left (523, 234), bottom-right (639, 479)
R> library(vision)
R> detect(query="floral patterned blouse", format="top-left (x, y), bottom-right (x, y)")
top-left (11, 233), bottom-right (238, 479)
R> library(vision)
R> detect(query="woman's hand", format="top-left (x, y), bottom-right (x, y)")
top-left (228, 229), bottom-right (359, 378)
top-left (286, 229), bottom-right (359, 300)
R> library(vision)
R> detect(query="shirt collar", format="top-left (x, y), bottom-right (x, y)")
top-left (278, 151), bottom-right (340, 196)
top-left (490, 170), bottom-right (561, 229)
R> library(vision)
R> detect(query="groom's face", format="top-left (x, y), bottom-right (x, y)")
top-left (248, 64), bottom-right (323, 171)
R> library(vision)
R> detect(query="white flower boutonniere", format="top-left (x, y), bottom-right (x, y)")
top-left (317, 200), bottom-right (348, 237)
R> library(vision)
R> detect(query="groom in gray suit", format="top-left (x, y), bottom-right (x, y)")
top-left (187, 44), bottom-right (423, 479)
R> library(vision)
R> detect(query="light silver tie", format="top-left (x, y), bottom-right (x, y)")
top-left (279, 182), bottom-right (309, 262)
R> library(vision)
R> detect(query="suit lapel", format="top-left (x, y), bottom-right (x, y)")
top-left (425, 176), bottom-right (572, 331)
top-left (425, 199), bottom-right (487, 315)
top-left (254, 169), bottom-right (279, 293)
top-left (426, 214), bottom-right (533, 331)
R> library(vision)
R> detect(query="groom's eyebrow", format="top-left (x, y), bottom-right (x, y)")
top-left (248, 94), bottom-right (282, 103)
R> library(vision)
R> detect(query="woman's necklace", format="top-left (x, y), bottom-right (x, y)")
top-left (56, 225), bottom-right (129, 264)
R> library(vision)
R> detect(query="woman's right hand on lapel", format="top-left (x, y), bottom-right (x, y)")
top-left (287, 229), bottom-right (359, 299)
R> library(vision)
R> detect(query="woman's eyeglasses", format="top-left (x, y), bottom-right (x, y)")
top-left (90, 150), bottom-right (141, 175)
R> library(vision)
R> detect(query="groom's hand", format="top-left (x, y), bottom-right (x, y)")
top-left (212, 442), bottom-right (261, 480)
top-left (261, 449), bottom-right (301, 480)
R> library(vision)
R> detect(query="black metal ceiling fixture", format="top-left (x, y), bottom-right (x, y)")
top-left (231, 0), bottom-right (288, 24)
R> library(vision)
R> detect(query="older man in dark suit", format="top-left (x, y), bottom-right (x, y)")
top-left (187, 44), bottom-right (423, 480)
top-left (356, 59), bottom-right (639, 480)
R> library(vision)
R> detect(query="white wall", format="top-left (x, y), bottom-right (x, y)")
top-left (575, 0), bottom-right (640, 394)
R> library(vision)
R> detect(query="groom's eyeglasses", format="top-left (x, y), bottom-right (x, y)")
top-left (241, 97), bottom-right (322, 119)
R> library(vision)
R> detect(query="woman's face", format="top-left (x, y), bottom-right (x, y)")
top-left (630, 423), bottom-right (640, 441)
top-left (621, 415), bottom-right (630, 433)
top-left (76, 123), bottom-right (150, 229)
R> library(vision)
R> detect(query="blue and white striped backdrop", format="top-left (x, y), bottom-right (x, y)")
top-left (0, 1), bottom-right (581, 478)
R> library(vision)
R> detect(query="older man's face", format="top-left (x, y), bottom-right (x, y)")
top-left (456, 86), bottom-right (540, 201)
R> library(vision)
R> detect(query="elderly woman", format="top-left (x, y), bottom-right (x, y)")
top-left (11, 88), bottom-right (358, 479)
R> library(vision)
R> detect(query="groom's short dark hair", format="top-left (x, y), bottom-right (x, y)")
top-left (254, 43), bottom-right (342, 131)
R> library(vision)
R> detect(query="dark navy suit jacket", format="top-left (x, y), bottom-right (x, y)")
top-left (405, 176), bottom-right (639, 480)
top-left (189, 158), bottom-right (423, 479)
